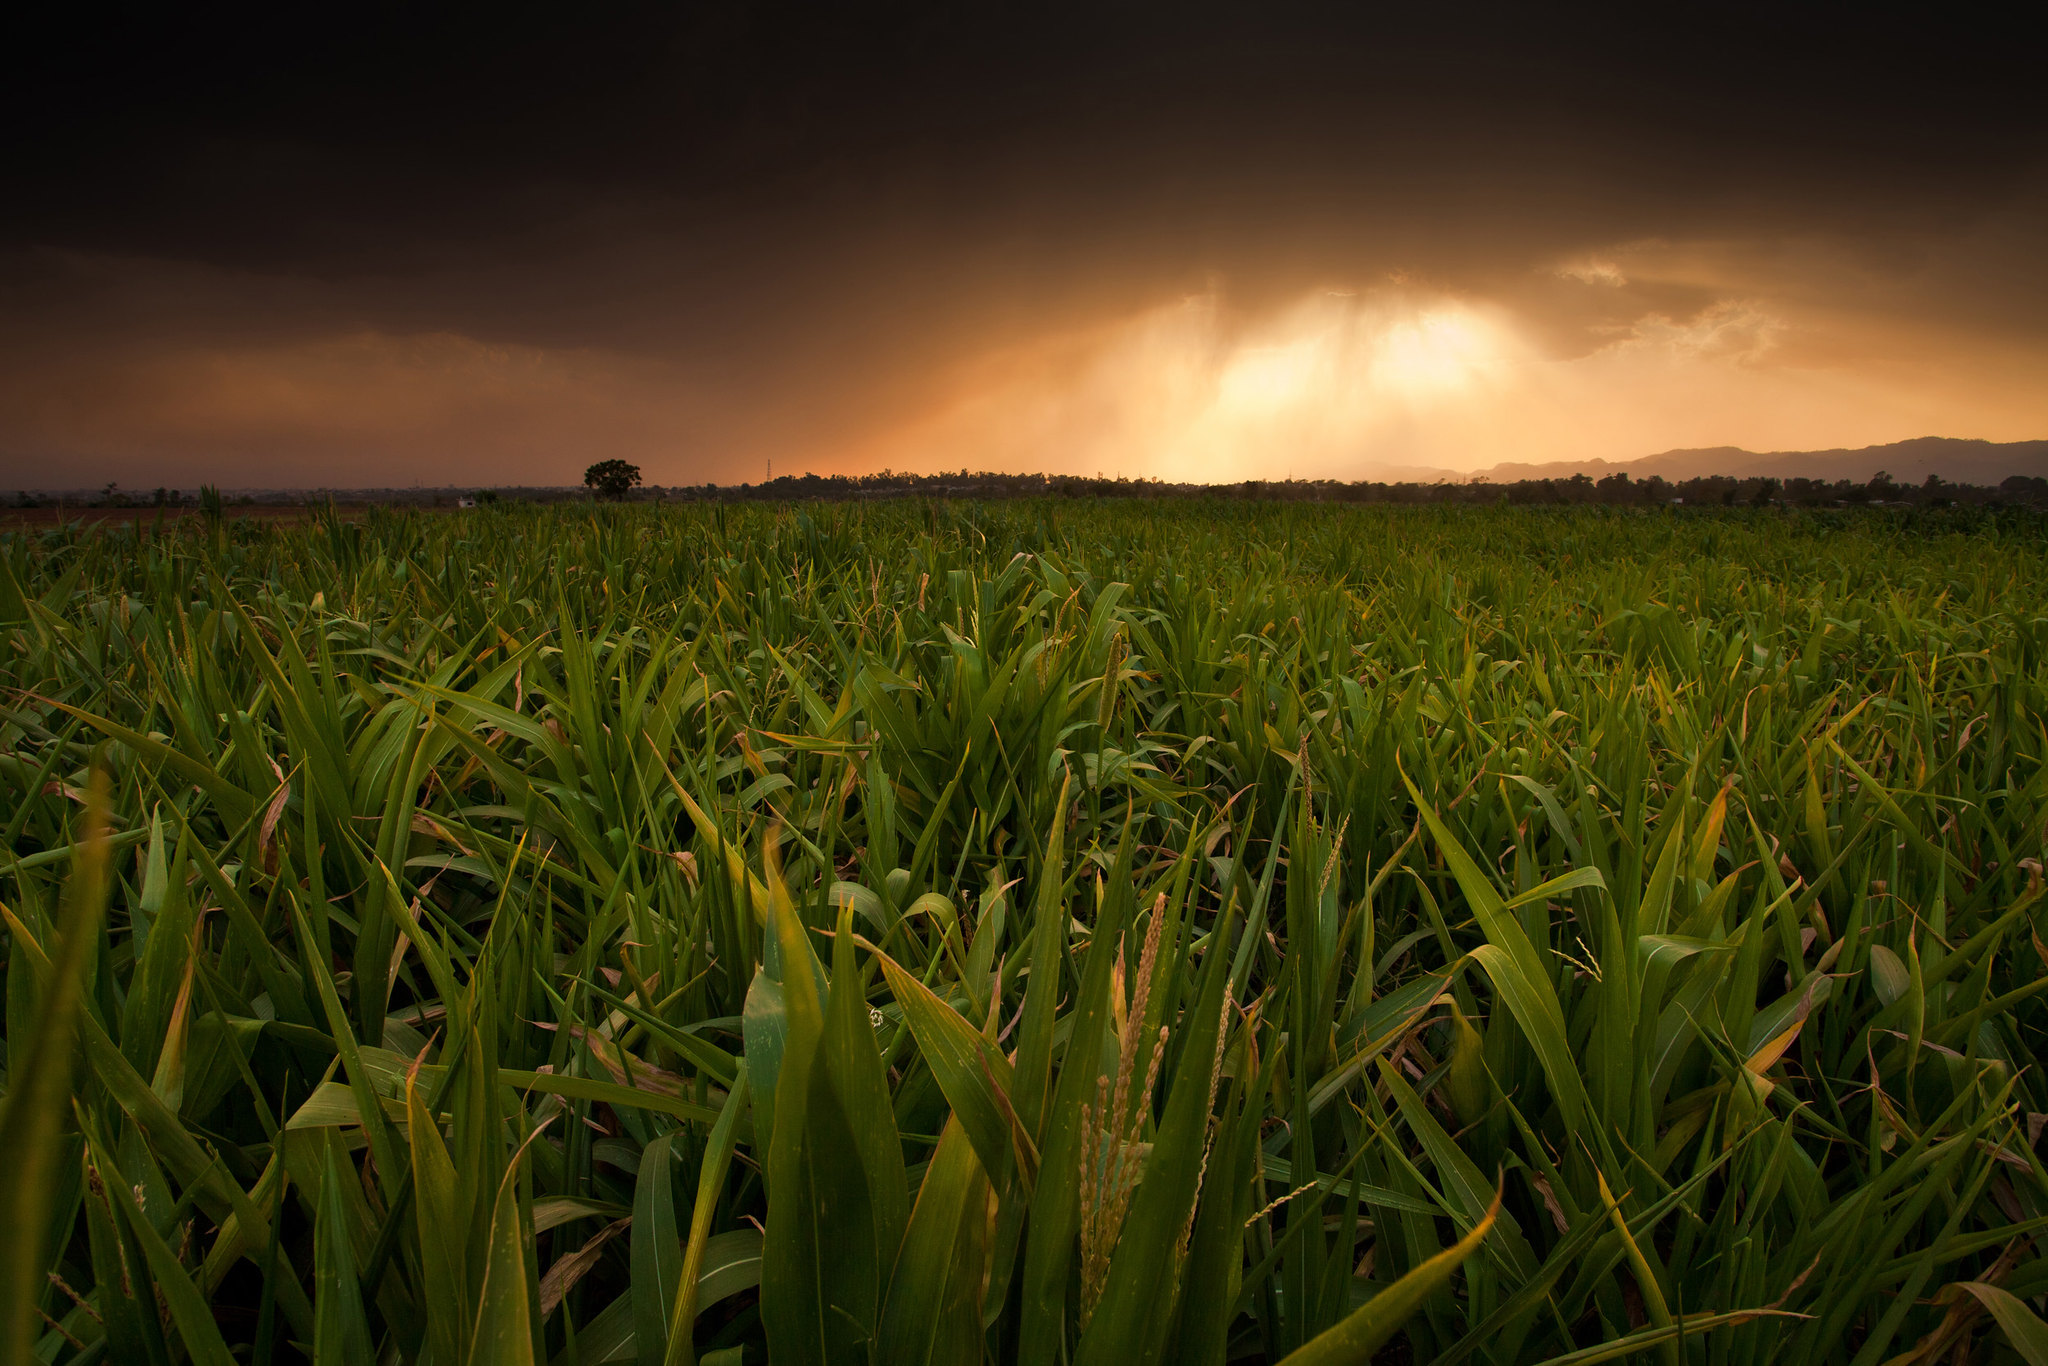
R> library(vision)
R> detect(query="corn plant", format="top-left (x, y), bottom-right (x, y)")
top-left (3, 498), bottom-right (2047, 1364)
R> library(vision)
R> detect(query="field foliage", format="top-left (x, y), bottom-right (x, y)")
top-left (4, 500), bottom-right (2048, 1364)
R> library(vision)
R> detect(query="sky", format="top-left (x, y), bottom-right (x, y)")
top-left (4, 3), bottom-right (2045, 489)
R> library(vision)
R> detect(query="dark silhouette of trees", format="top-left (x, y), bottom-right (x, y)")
top-left (583, 460), bottom-right (643, 501)
top-left (96, 461), bottom-right (2038, 515)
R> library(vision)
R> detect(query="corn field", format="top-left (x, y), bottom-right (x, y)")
top-left (4, 499), bottom-right (2048, 1365)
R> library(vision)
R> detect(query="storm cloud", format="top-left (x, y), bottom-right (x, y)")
top-left (5, 3), bottom-right (2044, 486)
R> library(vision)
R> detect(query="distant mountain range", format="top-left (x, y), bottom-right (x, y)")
top-left (1467, 437), bottom-right (2048, 486)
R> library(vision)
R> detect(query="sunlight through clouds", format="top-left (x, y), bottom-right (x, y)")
top-left (851, 271), bottom-right (2043, 481)
top-left (855, 288), bottom-right (1535, 481)
top-left (8, 238), bottom-right (2044, 488)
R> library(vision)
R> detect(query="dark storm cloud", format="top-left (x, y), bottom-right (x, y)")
top-left (4, 3), bottom-right (2044, 485)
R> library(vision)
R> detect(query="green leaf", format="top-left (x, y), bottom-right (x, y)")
top-left (1501, 864), bottom-right (1607, 911)
top-left (500, 1065), bottom-right (723, 1127)
top-left (1598, 1171), bottom-right (1676, 1366)
top-left (743, 969), bottom-right (789, 1158)
top-left (1010, 771), bottom-right (1074, 1141)
top-left (83, 1167), bottom-right (167, 1366)
top-left (876, 1117), bottom-right (992, 1365)
top-left (692, 1229), bottom-right (765, 1316)
top-left (666, 1061), bottom-right (751, 1366)
top-left (634, 1133), bottom-right (684, 1366)
top-left (757, 904), bottom-right (911, 1362)
top-left (1444, 999), bottom-right (1489, 1132)
top-left (874, 943), bottom-right (1030, 1191)
top-left (1955, 1282), bottom-right (2048, 1365)
top-left (40, 698), bottom-right (256, 825)
top-left (408, 1054), bottom-right (474, 1366)
top-left (84, 1118), bottom-right (242, 1366)
top-left (1172, 1072), bottom-right (1259, 1366)
top-left (759, 827), bottom-right (834, 1366)
top-left (314, 1133), bottom-right (377, 1366)
top-left (469, 1134), bottom-right (542, 1366)
top-left (1377, 1060), bottom-right (1538, 1281)
top-left (1468, 943), bottom-right (1591, 1135)
top-left (0, 774), bottom-right (108, 1364)
top-left (1278, 1192), bottom-right (1498, 1365)
top-left (819, 907), bottom-right (909, 1266)
top-left (1868, 944), bottom-right (1909, 1007)
top-left (1406, 770), bottom-right (1590, 1133)
top-left (1521, 1310), bottom-right (1799, 1365)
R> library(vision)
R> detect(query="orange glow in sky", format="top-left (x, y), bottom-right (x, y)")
top-left (4, 232), bottom-right (2046, 488)
top-left (836, 261), bottom-right (2048, 482)
top-left (6, 8), bottom-right (2043, 489)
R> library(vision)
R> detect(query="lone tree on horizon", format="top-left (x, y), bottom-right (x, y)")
top-left (583, 459), bottom-right (643, 501)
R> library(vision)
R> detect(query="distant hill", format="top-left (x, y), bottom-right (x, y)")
top-left (1472, 437), bottom-right (2048, 486)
